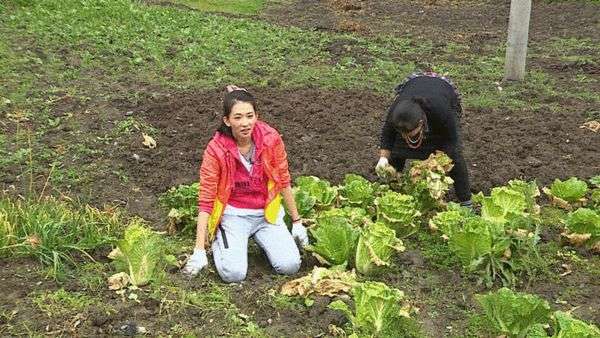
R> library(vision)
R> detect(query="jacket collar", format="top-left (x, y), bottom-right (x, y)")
top-left (212, 121), bottom-right (272, 159)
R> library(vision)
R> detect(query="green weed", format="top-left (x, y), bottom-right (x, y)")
top-left (0, 0), bottom-right (416, 93)
top-left (0, 195), bottom-right (122, 278)
top-left (171, 0), bottom-right (266, 15)
top-left (159, 182), bottom-right (199, 234)
top-left (114, 116), bottom-right (157, 135)
top-left (32, 288), bottom-right (98, 317)
top-left (77, 261), bottom-right (110, 292)
top-left (413, 230), bottom-right (460, 269)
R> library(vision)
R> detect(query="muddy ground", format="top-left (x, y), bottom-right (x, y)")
top-left (261, 0), bottom-right (600, 43)
top-left (66, 85), bottom-right (598, 223)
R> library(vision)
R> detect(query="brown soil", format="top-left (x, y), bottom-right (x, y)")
top-left (122, 87), bottom-right (598, 205)
top-left (261, 0), bottom-right (600, 43)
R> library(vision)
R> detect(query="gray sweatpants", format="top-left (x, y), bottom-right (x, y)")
top-left (211, 213), bottom-right (301, 283)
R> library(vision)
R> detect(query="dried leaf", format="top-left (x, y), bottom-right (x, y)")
top-left (507, 228), bottom-right (531, 240)
top-left (561, 232), bottom-right (591, 246)
top-left (108, 272), bottom-right (130, 290)
top-left (6, 111), bottom-right (30, 123)
top-left (107, 247), bottom-right (122, 260)
top-left (281, 267), bottom-right (356, 298)
top-left (580, 120), bottom-right (600, 132)
top-left (142, 133), bottom-right (156, 149)
top-left (128, 292), bottom-right (140, 303)
top-left (559, 263), bottom-right (572, 277)
top-left (503, 248), bottom-right (512, 259)
top-left (24, 234), bottom-right (41, 248)
top-left (591, 241), bottom-right (600, 254)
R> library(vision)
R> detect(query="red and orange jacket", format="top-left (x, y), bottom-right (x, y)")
top-left (198, 121), bottom-right (291, 241)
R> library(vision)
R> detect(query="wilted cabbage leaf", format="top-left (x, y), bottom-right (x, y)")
top-left (355, 221), bottom-right (405, 275)
top-left (405, 151), bottom-right (455, 210)
top-left (280, 266), bottom-right (356, 297)
top-left (142, 133), bottom-right (157, 149)
top-left (107, 272), bottom-right (130, 290)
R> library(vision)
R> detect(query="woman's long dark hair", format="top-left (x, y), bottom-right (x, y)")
top-left (218, 89), bottom-right (257, 138)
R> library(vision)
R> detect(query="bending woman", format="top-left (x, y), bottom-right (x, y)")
top-left (376, 72), bottom-right (472, 206)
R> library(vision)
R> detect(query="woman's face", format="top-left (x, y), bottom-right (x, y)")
top-left (401, 119), bottom-right (424, 139)
top-left (224, 101), bottom-right (257, 143)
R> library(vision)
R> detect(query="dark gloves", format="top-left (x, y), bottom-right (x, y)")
top-left (459, 200), bottom-right (473, 210)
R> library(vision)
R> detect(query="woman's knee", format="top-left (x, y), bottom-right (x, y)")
top-left (218, 265), bottom-right (247, 283)
top-left (273, 254), bottom-right (301, 275)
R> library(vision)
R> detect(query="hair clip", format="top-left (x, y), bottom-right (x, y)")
top-left (226, 85), bottom-right (248, 93)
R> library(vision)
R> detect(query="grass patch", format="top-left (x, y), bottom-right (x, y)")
top-left (33, 288), bottom-right (98, 317)
top-left (172, 0), bottom-right (266, 15)
top-left (150, 280), bottom-right (268, 336)
top-left (413, 230), bottom-right (460, 269)
top-left (0, 195), bottom-right (122, 278)
top-left (459, 313), bottom-right (495, 338)
top-left (77, 261), bottom-right (111, 292)
top-left (0, 0), bottom-right (415, 94)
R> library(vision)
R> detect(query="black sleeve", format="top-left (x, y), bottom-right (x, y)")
top-left (379, 114), bottom-right (397, 150)
top-left (438, 108), bottom-right (459, 144)
top-left (441, 142), bottom-right (471, 202)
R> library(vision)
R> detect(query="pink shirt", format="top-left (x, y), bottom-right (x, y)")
top-left (227, 153), bottom-right (268, 210)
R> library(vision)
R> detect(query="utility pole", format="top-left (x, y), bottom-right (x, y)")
top-left (504, 0), bottom-right (532, 81)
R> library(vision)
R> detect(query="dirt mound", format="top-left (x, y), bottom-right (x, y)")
top-left (118, 87), bottom-right (597, 205)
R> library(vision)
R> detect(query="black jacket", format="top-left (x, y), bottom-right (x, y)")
top-left (380, 75), bottom-right (471, 202)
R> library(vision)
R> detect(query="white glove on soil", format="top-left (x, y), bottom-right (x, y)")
top-left (182, 248), bottom-right (208, 277)
top-left (292, 221), bottom-right (309, 248)
top-left (375, 157), bottom-right (396, 177)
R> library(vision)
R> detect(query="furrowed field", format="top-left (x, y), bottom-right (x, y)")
top-left (1, 0), bottom-right (599, 337)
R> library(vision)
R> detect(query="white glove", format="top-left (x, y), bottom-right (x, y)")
top-left (292, 221), bottom-right (309, 248)
top-left (182, 248), bottom-right (208, 277)
top-left (375, 157), bottom-right (396, 177)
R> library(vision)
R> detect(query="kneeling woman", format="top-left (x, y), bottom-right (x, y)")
top-left (376, 72), bottom-right (472, 206)
top-left (183, 86), bottom-right (309, 282)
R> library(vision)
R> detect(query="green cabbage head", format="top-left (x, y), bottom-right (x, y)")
top-left (329, 281), bottom-right (413, 337)
top-left (340, 174), bottom-right (375, 207)
top-left (374, 191), bottom-right (421, 238)
top-left (306, 209), bottom-right (360, 266)
top-left (476, 287), bottom-right (552, 337)
top-left (113, 220), bottom-right (167, 286)
top-left (295, 176), bottom-right (337, 207)
top-left (553, 311), bottom-right (600, 338)
top-left (547, 177), bottom-right (589, 203)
